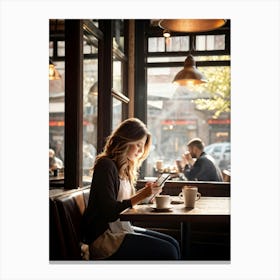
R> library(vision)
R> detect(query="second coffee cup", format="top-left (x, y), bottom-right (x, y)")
top-left (179, 186), bottom-right (201, 208)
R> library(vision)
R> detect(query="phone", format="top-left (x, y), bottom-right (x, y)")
top-left (147, 173), bottom-right (170, 203)
top-left (154, 173), bottom-right (170, 187)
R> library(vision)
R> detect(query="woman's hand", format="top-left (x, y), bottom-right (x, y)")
top-left (144, 181), bottom-right (162, 196)
top-left (130, 181), bottom-right (162, 206)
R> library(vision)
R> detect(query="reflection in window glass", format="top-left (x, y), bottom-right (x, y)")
top-left (83, 53), bottom-right (98, 176)
top-left (113, 59), bottom-right (123, 93)
top-left (57, 41), bottom-right (65, 57)
top-left (49, 41), bottom-right (54, 57)
top-left (113, 20), bottom-right (124, 53)
top-left (112, 97), bottom-right (122, 130)
top-left (84, 34), bottom-right (98, 55)
top-left (49, 61), bottom-right (65, 169)
top-left (91, 20), bottom-right (99, 28)
top-left (146, 65), bottom-right (230, 178)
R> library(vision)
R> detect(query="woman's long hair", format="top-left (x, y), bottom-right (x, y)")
top-left (94, 118), bottom-right (152, 186)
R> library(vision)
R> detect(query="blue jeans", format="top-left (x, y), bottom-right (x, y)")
top-left (107, 226), bottom-right (181, 260)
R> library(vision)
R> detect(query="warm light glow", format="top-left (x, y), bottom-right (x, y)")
top-left (178, 80), bottom-right (194, 86)
top-left (165, 37), bottom-right (171, 45)
top-left (173, 79), bottom-right (204, 86)
top-left (89, 82), bottom-right (98, 96)
top-left (163, 29), bottom-right (170, 38)
top-left (49, 64), bottom-right (55, 76)
top-left (49, 61), bottom-right (61, 80)
top-left (173, 55), bottom-right (207, 85)
top-left (159, 19), bottom-right (226, 33)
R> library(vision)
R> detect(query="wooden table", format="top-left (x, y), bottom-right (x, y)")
top-left (49, 174), bottom-right (65, 181)
top-left (120, 196), bottom-right (230, 259)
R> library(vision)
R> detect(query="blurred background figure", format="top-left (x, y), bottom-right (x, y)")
top-left (49, 148), bottom-right (63, 173)
top-left (83, 141), bottom-right (97, 176)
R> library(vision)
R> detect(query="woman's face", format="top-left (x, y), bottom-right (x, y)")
top-left (127, 135), bottom-right (147, 161)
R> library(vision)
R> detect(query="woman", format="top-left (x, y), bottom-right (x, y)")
top-left (82, 118), bottom-right (180, 260)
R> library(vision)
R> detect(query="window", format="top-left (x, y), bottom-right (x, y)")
top-left (196, 35), bottom-right (225, 51)
top-left (112, 97), bottom-right (122, 129)
top-left (49, 40), bottom-right (65, 170)
top-left (49, 19), bottom-right (130, 188)
top-left (145, 27), bottom-right (230, 179)
top-left (111, 19), bottom-right (129, 130)
top-left (166, 36), bottom-right (189, 52)
top-left (83, 39), bottom-right (98, 177)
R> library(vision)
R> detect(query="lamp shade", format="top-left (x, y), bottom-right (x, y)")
top-left (159, 19), bottom-right (226, 33)
top-left (89, 82), bottom-right (98, 96)
top-left (173, 55), bottom-right (207, 86)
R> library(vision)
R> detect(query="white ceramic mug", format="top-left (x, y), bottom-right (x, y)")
top-left (155, 195), bottom-right (171, 209)
top-left (179, 186), bottom-right (201, 208)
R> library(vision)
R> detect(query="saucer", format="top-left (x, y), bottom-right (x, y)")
top-left (151, 206), bottom-right (173, 212)
top-left (171, 200), bottom-right (184, 205)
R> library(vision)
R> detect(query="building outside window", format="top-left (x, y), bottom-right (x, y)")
top-left (145, 32), bottom-right (230, 178)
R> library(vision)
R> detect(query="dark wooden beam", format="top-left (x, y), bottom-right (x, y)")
top-left (64, 20), bottom-right (83, 189)
top-left (97, 20), bottom-right (113, 153)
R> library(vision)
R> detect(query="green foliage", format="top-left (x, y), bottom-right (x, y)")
top-left (194, 66), bottom-right (231, 118)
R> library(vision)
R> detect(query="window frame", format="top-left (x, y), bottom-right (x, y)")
top-left (49, 19), bottom-right (130, 189)
top-left (133, 20), bottom-right (231, 178)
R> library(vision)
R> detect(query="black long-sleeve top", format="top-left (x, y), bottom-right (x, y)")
top-left (183, 152), bottom-right (223, 182)
top-left (81, 157), bottom-right (132, 244)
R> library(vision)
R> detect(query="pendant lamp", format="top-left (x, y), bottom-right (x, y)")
top-left (173, 54), bottom-right (207, 85)
top-left (159, 19), bottom-right (226, 33)
top-left (49, 59), bottom-right (61, 80)
top-left (89, 82), bottom-right (98, 96)
top-left (173, 36), bottom-right (207, 86)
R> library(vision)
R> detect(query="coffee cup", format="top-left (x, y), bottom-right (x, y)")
top-left (175, 159), bottom-right (183, 172)
top-left (155, 160), bottom-right (163, 171)
top-left (179, 186), bottom-right (201, 208)
top-left (155, 195), bottom-right (171, 209)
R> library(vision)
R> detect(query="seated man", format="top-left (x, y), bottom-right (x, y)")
top-left (182, 138), bottom-right (223, 182)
